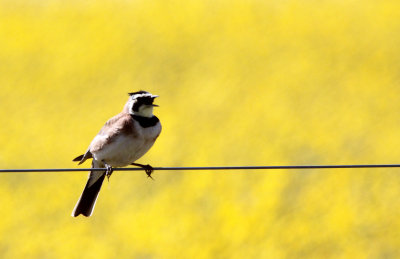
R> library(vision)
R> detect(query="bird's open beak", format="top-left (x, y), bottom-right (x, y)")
top-left (151, 95), bottom-right (159, 106)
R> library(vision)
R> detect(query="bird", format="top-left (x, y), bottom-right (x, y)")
top-left (71, 90), bottom-right (161, 217)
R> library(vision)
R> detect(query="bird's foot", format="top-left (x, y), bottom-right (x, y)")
top-left (144, 165), bottom-right (154, 180)
top-left (131, 163), bottom-right (154, 180)
top-left (104, 162), bottom-right (114, 182)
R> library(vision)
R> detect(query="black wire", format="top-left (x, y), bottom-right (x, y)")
top-left (1, 164), bottom-right (400, 173)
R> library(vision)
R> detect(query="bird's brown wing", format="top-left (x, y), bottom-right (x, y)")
top-left (89, 112), bottom-right (137, 153)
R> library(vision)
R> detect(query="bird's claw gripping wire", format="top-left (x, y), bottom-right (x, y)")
top-left (144, 165), bottom-right (154, 180)
top-left (131, 163), bottom-right (154, 180)
top-left (104, 162), bottom-right (114, 182)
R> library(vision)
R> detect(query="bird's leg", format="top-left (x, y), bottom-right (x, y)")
top-left (103, 161), bottom-right (114, 181)
top-left (131, 162), bottom-right (154, 180)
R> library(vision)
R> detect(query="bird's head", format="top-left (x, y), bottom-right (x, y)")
top-left (126, 91), bottom-right (159, 117)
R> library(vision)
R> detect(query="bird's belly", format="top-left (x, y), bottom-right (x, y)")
top-left (92, 135), bottom-right (150, 167)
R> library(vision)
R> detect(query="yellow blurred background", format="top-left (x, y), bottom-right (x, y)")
top-left (1, 0), bottom-right (400, 258)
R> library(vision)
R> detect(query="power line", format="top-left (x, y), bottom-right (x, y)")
top-left (1, 164), bottom-right (400, 173)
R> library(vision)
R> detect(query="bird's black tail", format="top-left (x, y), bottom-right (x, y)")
top-left (72, 160), bottom-right (106, 217)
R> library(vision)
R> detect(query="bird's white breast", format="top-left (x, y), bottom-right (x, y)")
top-left (92, 121), bottom-right (161, 167)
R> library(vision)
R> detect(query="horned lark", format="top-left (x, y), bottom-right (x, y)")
top-left (71, 91), bottom-right (161, 217)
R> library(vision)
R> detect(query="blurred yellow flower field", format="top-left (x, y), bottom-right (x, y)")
top-left (1, 0), bottom-right (400, 258)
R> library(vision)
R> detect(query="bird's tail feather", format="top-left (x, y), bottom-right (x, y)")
top-left (72, 154), bottom-right (84, 162)
top-left (71, 160), bottom-right (106, 217)
top-left (72, 150), bottom-right (93, 165)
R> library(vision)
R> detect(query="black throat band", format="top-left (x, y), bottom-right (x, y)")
top-left (131, 115), bottom-right (159, 128)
